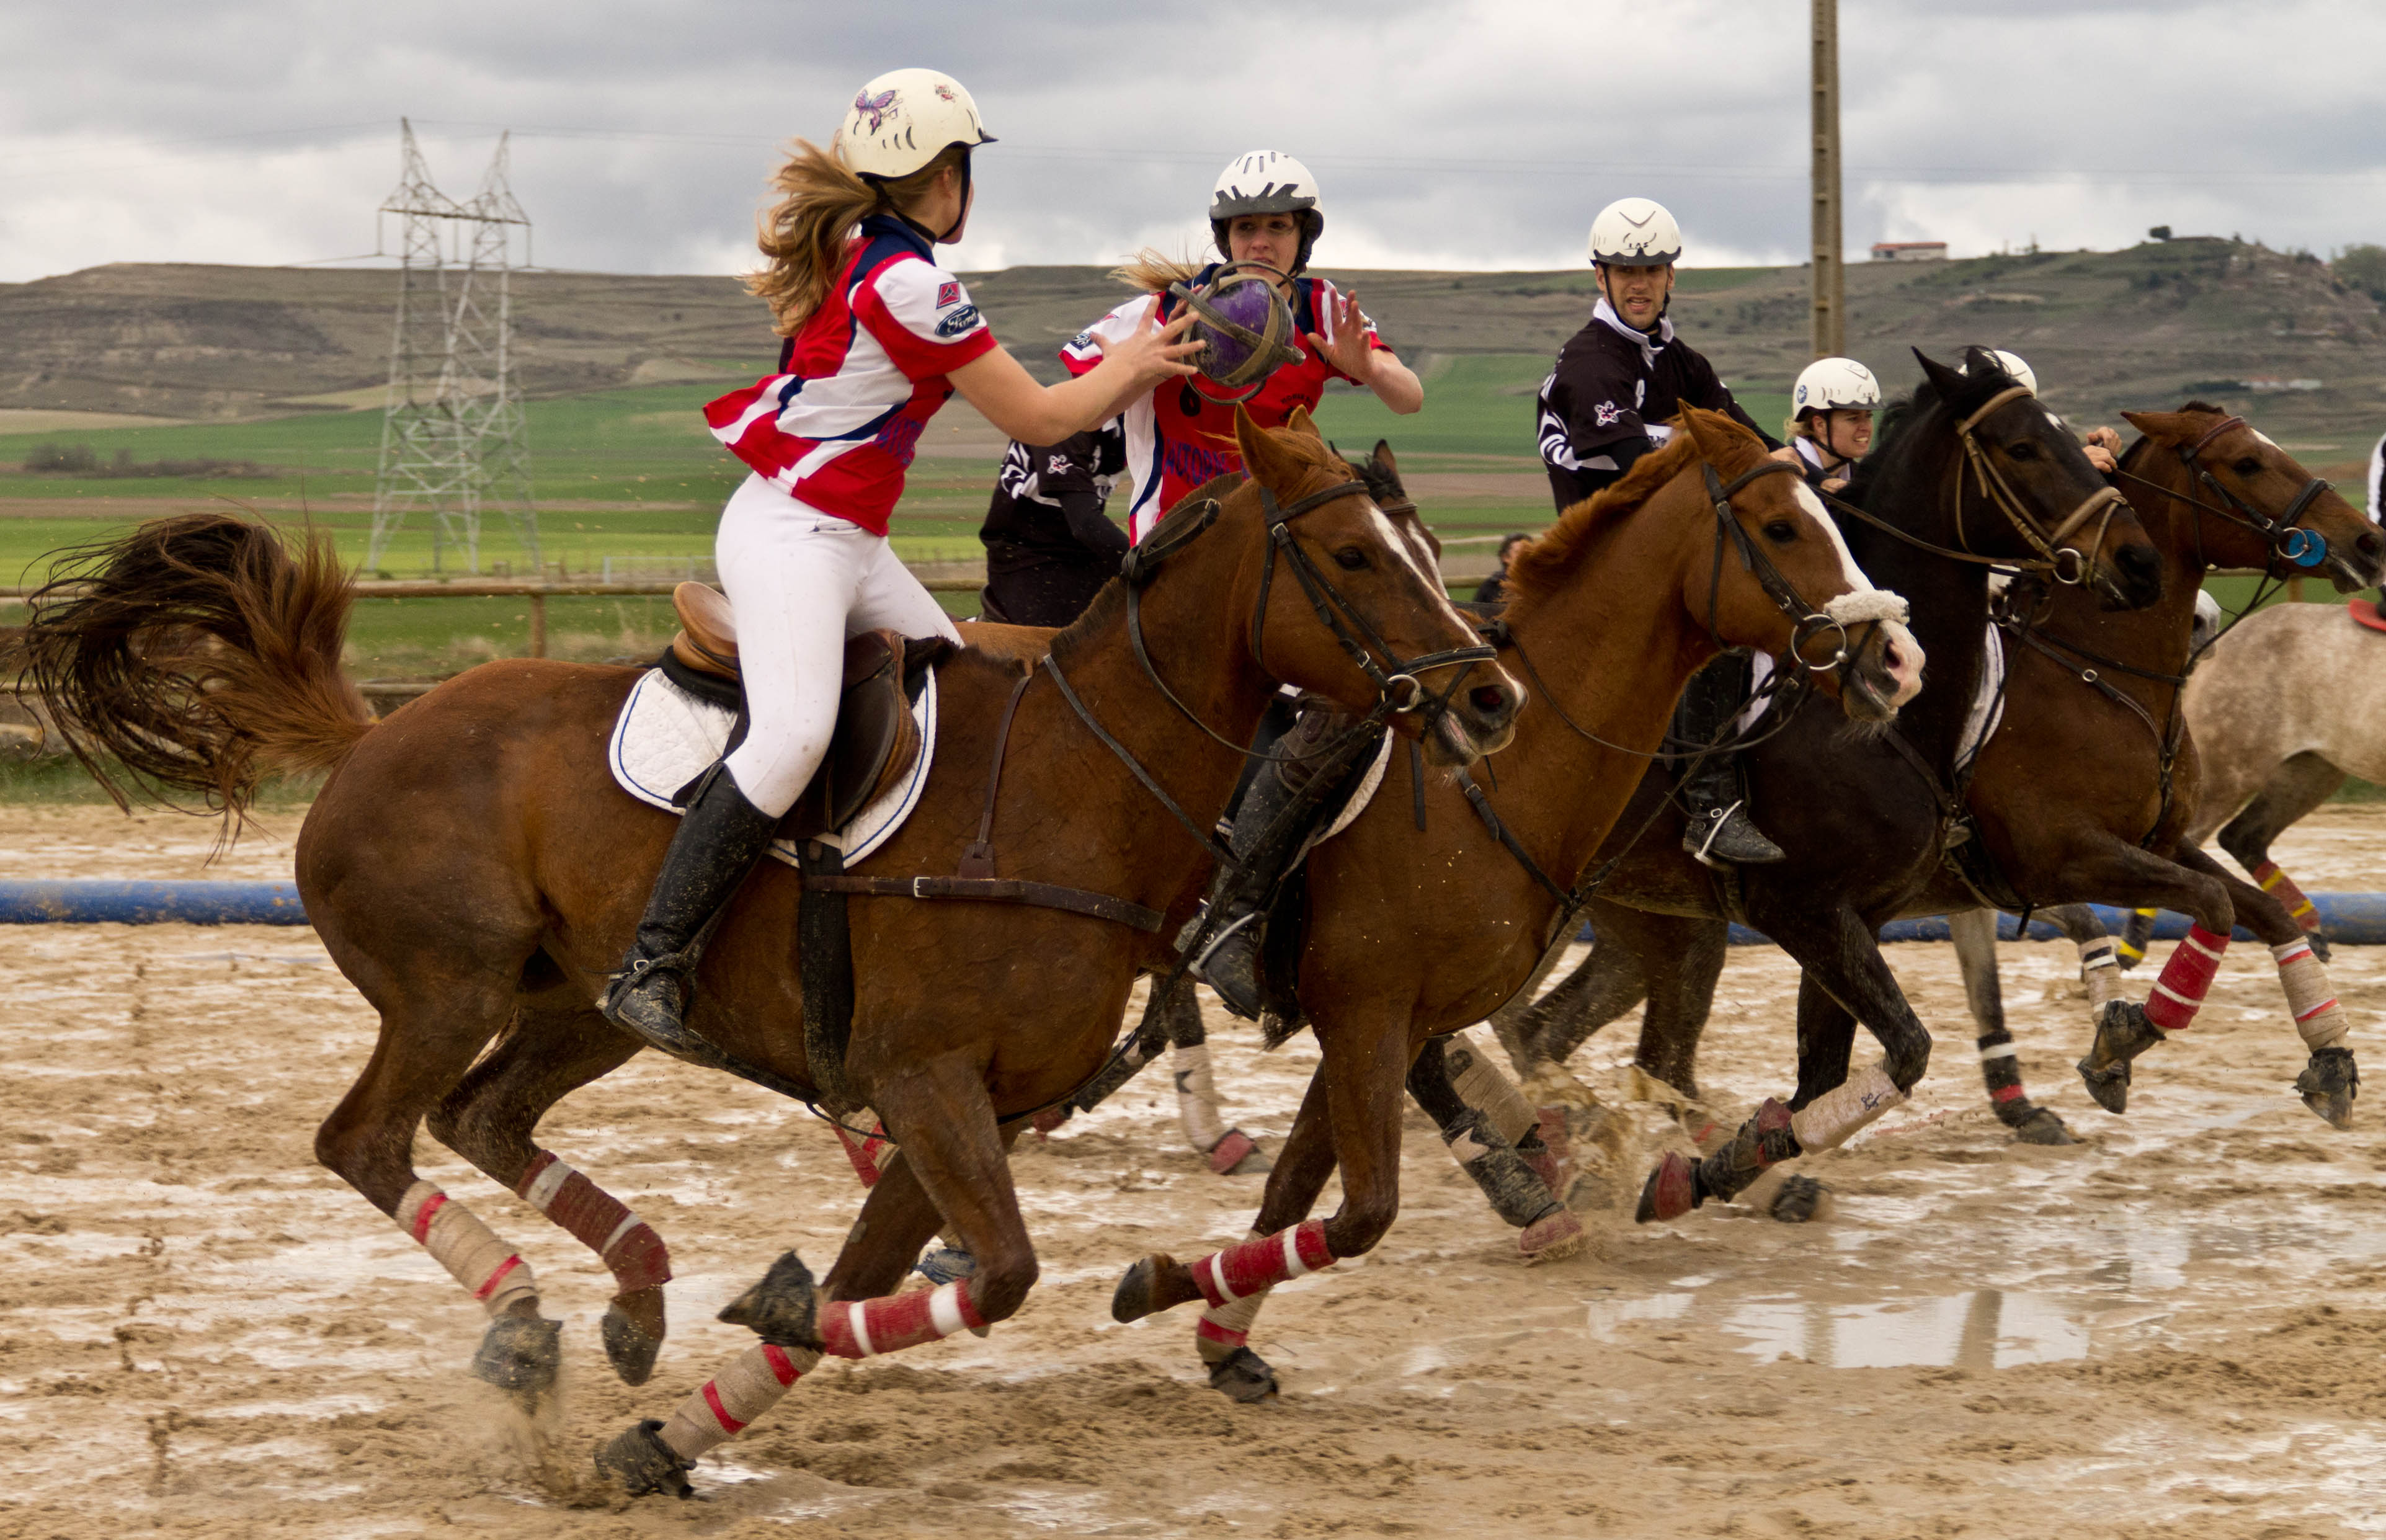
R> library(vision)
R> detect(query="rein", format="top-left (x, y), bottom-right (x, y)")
top-left (2109, 415), bottom-right (2333, 582)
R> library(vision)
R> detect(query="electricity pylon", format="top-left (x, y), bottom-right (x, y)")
top-left (367, 120), bottom-right (538, 574)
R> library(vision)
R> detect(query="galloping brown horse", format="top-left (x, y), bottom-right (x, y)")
top-left (812, 407), bottom-right (1934, 1400)
top-left (16, 409), bottom-right (1520, 1487)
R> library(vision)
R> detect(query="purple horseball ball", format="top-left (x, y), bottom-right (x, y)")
top-left (1196, 278), bottom-right (1281, 381)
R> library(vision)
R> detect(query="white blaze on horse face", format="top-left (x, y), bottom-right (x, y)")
top-left (1791, 481), bottom-right (1925, 705)
top-left (1367, 498), bottom-right (1438, 593)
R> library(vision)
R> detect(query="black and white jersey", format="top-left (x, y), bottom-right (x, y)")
top-left (2367, 427), bottom-right (2384, 523)
top-left (979, 422), bottom-right (1131, 573)
top-left (1535, 297), bottom-right (1777, 510)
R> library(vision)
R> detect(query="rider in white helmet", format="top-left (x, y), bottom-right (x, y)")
top-left (1789, 356), bottom-right (1882, 493)
top-left (1061, 151), bottom-right (1424, 541)
top-left (600, 68), bottom-right (1201, 1057)
top-left (1537, 197), bottom-right (1787, 866)
top-left (1957, 349), bottom-right (2124, 473)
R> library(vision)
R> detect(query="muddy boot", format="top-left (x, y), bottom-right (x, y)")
top-left (1185, 762), bottom-right (1299, 1020)
top-left (601, 768), bottom-right (782, 1054)
top-left (2075, 999), bottom-right (2166, 1114)
top-left (1673, 655), bottom-right (1783, 867)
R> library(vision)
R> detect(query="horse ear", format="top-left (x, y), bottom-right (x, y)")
top-left (1672, 406), bottom-right (1713, 460)
top-left (1235, 405), bottom-right (1298, 489)
top-left (1281, 404), bottom-right (1323, 441)
top-left (2121, 409), bottom-right (2186, 443)
top-left (1371, 438), bottom-right (1399, 478)
top-left (1912, 348), bottom-right (1965, 399)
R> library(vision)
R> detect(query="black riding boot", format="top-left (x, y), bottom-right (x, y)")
top-left (601, 768), bottom-right (783, 1053)
top-left (1186, 753), bottom-right (1304, 1021)
top-left (1676, 654), bottom-right (1784, 867)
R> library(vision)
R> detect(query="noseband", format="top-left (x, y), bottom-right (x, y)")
top-left (2111, 414), bottom-right (2333, 577)
top-left (1952, 385), bottom-right (2129, 587)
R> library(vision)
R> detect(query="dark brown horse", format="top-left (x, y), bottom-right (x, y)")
top-left (815, 407), bottom-right (1936, 1402)
top-left (1511, 401), bottom-right (2381, 1209)
top-left (15, 409), bottom-right (1520, 1487)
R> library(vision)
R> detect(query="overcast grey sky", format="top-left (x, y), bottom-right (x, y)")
top-left (1, 1), bottom-right (2380, 283)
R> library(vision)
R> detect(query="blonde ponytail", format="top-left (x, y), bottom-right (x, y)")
top-left (1112, 247), bottom-right (1203, 298)
top-left (748, 140), bottom-right (970, 337)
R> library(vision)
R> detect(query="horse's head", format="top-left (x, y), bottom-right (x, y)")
top-left (1913, 347), bottom-right (2164, 610)
top-left (1224, 406), bottom-right (1521, 763)
top-left (1672, 407), bottom-right (1923, 723)
top-left (2119, 406), bottom-right (2385, 594)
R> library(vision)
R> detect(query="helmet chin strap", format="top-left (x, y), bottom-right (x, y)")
top-left (1596, 264), bottom-right (1670, 332)
top-left (880, 151), bottom-right (974, 246)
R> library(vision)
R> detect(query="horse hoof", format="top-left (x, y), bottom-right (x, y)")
top-left (1635, 1152), bottom-right (1696, 1224)
top-left (1030, 1106), bottom-right (1071, 1137)
top-left (1518, 1206), bottom-right (1586, 1263)
top-left (2310, 931), bottom-right (2334, 964)
top-left (602, 1293), bottom-right (665, 1387)
top-left (1111, 1254), bottom-right (1167, 1324)
top-left (2077, 1058), bottom-right (2131, 1115)
top-left (2296, 1047), bottom-right (2358, 1129)
top-left (1206, 1346), bottom-right (1279, 1404)
top-left (1769, 1175), bottom-right (1825, 1224)
top-left (594, 1417), bottom-right (693, 1498)
top-left (716, 1250), bottom-right (822, 1350)
top-left (2012, 1107), bottom-right (2079, 1146)
top-left (1209, 1129), bottom-right (1271, 1175)
top-left (470, 1313), bottom-right (561, 1397)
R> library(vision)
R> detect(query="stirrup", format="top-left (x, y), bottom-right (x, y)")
top-left (600, 951), bottom-right (706, 1054)
top-left (1686, 801), bottom-right (1784, 868)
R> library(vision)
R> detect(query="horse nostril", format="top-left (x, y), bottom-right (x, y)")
top-left (2117, 543), bottom-right (2158, 577)
top-left (1469, 684), bottom-right (1509, 716)
top-left (2360, 529), bottom-right (2385, 560)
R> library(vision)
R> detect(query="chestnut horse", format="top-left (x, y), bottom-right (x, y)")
top-left (806, 407), bottom-right (1929, 1402)
top-left (1518, 404), bottom-right (2381, 1207)
top-left (15, 410), bottom-right (1520, 1486)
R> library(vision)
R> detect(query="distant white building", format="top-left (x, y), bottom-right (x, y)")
top-left (1871, 241), bottom-right (1948, 262)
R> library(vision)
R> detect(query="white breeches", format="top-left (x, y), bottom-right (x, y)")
top-left (716, 476), bottom-right (961, 818)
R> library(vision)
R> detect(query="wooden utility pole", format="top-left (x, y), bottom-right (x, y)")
top-left (1810, 0), bottom-right (1844, 359)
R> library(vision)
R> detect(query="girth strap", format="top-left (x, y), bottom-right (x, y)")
top-left (802, 873), bottom-right (1164, 933)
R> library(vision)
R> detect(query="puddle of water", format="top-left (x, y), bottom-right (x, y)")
top-left (1587, 1289), bottom-right (2088, 1370)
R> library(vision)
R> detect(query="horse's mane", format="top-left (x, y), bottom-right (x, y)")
top-left (1503, 414), bottom-right (1758, 610)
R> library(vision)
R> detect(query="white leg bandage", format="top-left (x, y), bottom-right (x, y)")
top-left (1449, 1031), bottom-right (1536, 1145)
top-left (1787, 1063), bottom-right (1906, 1153)
top-left (2078, 936), bottom-right (2123, 1012)
top-left (2274, 940), bottom-right (2350, 1051)
top-left (657, 1342), bottom-right (824, 1461)
top-left (395, 1181), bottom-right (537, 1316)
top-left (1173, 1042), bottom-right (1229, 1155)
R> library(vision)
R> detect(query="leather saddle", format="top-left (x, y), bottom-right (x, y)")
top-left (662, 581), bottom-right (948, 840)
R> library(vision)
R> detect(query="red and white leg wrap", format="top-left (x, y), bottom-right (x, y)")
top-left (515, 1151), bottom-right (670, 1294)
top-left (2077, 935), bottom-right (2123, 1012)
top-left (2145, 924), bottom-right (2228, 1033)
top-left (657, 1341), bottom-right (822, 1461)
top-left (1173, 1041), bottom-right (1231, 1156)
top-left (2273, 940), bottom-right (2349, 1051)
top-left (1193, 1219), bottom-right (1333, 1309)
top-left (394, 1182), bottom-right (536, 1316)
top-left (829, 1115), bottom-right (897, 1190)
top-left (2255, 861), bottom-right (2323, 933)
top-left (1787, 1062), bottom-right (1905, 1153)
top-left (820, 1279), bottom-right (987, 1360)
top-left (1193, 1231), bottom-right (1270, 1366)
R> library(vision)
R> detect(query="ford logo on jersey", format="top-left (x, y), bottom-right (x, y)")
top-left (935, 305), bottom-right (981, 338)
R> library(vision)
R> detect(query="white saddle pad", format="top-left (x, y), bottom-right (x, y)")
top-left (1955, 623), bottom-right (2006, 774)
top-left (1301, 728), bottom-right (1399, 856)
top-left (607, 667), bottom-right (938, 868)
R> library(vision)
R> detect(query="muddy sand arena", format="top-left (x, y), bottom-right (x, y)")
top-left (7, 803), bottom-right (2386, 1538)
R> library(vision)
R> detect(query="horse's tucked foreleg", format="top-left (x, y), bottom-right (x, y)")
top-left (2062, 847), bottom-right (2235, 1115)
top-left (2220, 752), bottom-right (2344, 957)
top-left (1405, 1036), bottom-right (1580, 1260)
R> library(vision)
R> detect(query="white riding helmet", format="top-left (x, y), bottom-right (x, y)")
top-left (835, 68), bottom-right (995, 181)
top-left (1211, 151), bottom-right (1324, 269)
top-left (1793, 357), bottom-right (1882, 417)
top-left (1588, 197), bottom-right (1683, 266)
top-left (1957, 348), bottom-right (2039, 396)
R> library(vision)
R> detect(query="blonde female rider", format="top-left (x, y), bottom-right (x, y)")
top-left (602, 69), bottom-right (1201, 1046)
top-left (1788, 356), bottom-right (1882, 494)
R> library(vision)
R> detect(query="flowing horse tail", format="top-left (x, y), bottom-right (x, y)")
top-left (10, 511), bottom-right (372, 823)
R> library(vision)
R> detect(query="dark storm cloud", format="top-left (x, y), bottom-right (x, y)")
top-left (0, 1), bottom-right (2380, 283)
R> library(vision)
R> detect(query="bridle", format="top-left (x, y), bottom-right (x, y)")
top-left (1111, 471), bottom-right (1498, 752)
top-left (1949, 385), bottom-right (2129, 587)
top-left (2111, 414), bottom-right (2332, 581)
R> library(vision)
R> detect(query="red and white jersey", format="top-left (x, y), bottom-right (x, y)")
top-left (1059, 269), bottom-right (1388, 542)
top-left (705, 215), bottom-right (998, 536)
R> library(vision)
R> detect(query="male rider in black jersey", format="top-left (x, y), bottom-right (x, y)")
top-left (1535, 196), bottom-right (1787, 866)
top-left (977, 422), bottom-right (1129, 626)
